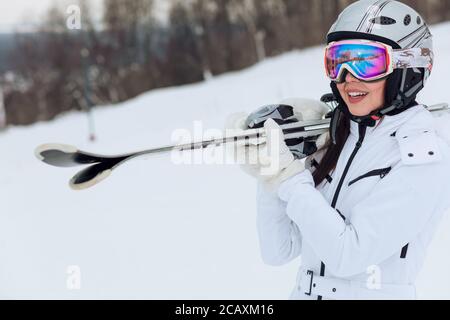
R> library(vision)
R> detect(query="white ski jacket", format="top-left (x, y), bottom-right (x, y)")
top-left (257, 105), bottom-right (450, 300)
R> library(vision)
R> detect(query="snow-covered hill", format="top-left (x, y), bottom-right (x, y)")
top-left (1, 22), bottom-right (450, 299)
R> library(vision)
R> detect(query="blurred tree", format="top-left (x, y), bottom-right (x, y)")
top-left (225, 0), bottom-right (259, 70)
top-left (7, 4), bottom-right (75, 124)
top-left (280, 0), bottom-right (308, 48)
top-left (206, 0), bottom-right (234, 74)
top-left (191, 0), bottom-right (215, 78)
top-left (3, 0), bottom-right (450, 127)
top-left (102, 0), bottom-right (156, 101)
top-left (256, 0), bottom-right (291, 55)
top-left (165, 1), bottom-right (204, 85)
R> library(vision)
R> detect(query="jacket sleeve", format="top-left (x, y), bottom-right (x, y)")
top-left (278, 161), bottom-right (450, 277)
top-left (257, 182), bottom-right (302, 266)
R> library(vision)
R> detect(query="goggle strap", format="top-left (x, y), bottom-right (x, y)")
top-left (392, 48), bottom-right (433, 70)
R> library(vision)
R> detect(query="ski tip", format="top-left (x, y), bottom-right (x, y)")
top-left (35, 143), bottom-right (78, 161)
top-left (69, 169), bottom-right (112, 191)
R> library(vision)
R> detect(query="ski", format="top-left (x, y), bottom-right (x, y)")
top-left (35, 119), bottom-right (330, 190)
top-left (35, 103), bottom-right (449, 190)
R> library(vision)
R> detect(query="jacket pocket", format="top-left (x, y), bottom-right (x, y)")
top-left (348, 167), bottom-right (392, 187)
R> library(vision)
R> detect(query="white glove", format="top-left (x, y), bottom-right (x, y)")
top-left (258, 118), bottom-right (307, 188)
top-left (225, 98), bottom-right (330, 189)
top-left (280, 97), bottom-right (330, 122)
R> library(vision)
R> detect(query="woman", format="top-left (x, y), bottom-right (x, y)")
top-left (230, 0), bottom-right (450, 299)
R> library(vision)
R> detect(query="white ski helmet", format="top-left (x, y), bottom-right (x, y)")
top-left (327, 0), bottom-right (434, 119)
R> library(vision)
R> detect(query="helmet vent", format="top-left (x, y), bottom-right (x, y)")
top-left (370, 16), bottom-right (397, 25)
top-left (417, 16), bottom-right (422, 25)
top-left (404, 15), bottom-right (411, 26)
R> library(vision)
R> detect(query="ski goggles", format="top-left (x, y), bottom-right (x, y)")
top-left (324, 40), bottom-right (433, 83)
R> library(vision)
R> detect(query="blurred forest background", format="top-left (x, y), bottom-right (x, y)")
top-left (0, 0), bottom-right (449, 128)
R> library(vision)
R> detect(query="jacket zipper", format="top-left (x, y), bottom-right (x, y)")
top-left (331, 124), bottom-right (367, 208)
top-left (348, 167), bottom-right (392, 187)
top-left (317, 124), bottom-right (367, 300)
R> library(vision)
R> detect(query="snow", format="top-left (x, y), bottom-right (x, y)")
top-left (1, 22), bottom-right (450, 299)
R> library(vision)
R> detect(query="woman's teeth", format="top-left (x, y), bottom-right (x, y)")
top-left (348, 92), bottom-right (368, 97)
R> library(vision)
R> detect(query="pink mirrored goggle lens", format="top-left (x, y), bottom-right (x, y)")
top-left (325, 42), bottom-right (389, 81)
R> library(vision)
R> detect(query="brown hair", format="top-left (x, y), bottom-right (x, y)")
top-left (312, 112), bottom-right (351, 187)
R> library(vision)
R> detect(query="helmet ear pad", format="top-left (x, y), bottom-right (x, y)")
top-left (381, 68), bottom-right (424, 115)
top-left (385, 69), bottom-right (403, 108)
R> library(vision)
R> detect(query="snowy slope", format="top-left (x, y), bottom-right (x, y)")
top-left (1, 22), bottom-right (450, 299)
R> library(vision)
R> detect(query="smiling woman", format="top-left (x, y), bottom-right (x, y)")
top-left (226, 0), bottom-right (450, 300)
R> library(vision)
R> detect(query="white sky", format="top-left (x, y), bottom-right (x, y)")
top-left (0, 0), bottom-right (103, 32)
top-left (0, 0), bottom-right (170, 33)
top-left (0, 1), bottom-right (49, 31)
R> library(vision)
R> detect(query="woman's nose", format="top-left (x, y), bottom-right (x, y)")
top-left (345, 71), bottom-right (360, 83)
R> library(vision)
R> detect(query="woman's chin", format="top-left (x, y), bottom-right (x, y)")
top-left (346, 104), bottom-right (369, 117)
top-left (349, 110), bottom-right (368, 117)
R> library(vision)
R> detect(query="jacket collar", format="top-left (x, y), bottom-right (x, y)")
top-left (349, 105), bottom-right (432, 139)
